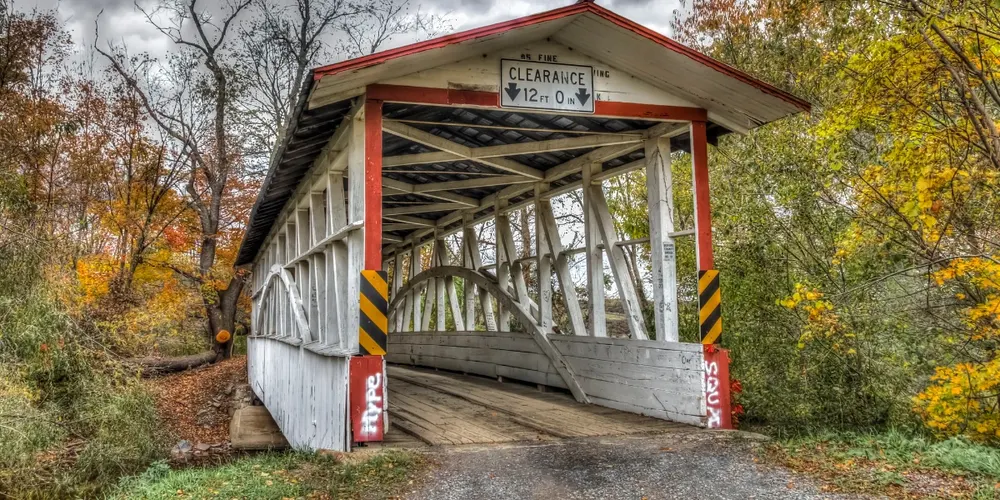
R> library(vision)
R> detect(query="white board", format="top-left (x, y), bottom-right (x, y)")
top-left (500, 58), bottom-right (594, 113)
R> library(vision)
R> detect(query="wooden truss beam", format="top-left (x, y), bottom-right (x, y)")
top-left (384, 203), bottom-right (466, 216)
top-left (382, 121), bottom-right (687, 255)
top-left (383, 129), bottom-right (642, 167)
top-left (381, 177), bottom-right (478, 207)
top-left (382, 120), bottom-right (543, 179)
top-left (413, 175), bottom-right (534, 193)
top-left (383, 214), bottom-right (436, 226)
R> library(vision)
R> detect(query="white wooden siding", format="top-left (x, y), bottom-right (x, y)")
top-left (381, 40), bottom-right (698, 109)
top-left (387, 331), bottom-right (707, 426)
top-left (247, 337), bottom-right (349, 450)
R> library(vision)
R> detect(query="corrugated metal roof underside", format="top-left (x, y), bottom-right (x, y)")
top-left (236, 98), bottom-right (727, 265)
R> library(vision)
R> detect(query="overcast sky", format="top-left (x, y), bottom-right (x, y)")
top-left (30, 0), bottom-right (684, 67)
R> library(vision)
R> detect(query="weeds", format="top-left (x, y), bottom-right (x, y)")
top-left (112, 450), bottom-right (424, 499)
top-left (0, 282), bottom-right (168, 497)
top-left (767, 428), bottom-right (1000, 497)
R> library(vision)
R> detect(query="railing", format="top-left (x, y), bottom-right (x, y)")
top-left (252, 264), bottom-right (353, 357)
top-left (388, 265), bottom-right (589, 403)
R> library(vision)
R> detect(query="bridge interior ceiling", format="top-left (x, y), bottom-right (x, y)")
top-left (379, 102), bottom-right (725, 248)
top-left (236, 97), bottom-right (728, 266)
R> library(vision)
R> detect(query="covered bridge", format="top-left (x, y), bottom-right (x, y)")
top-left (235, 0), bottom-right (809, 451)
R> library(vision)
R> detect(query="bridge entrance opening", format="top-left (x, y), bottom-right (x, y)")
top-left (236, 1), bottom-right (808, 451)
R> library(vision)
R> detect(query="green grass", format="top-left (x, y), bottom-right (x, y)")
top-left (767, 428), bottom-right (1000, 497)
top-left (778, 429), bottom-right (1000, 478)
top-left (111, 450), bottom-right (424, 499)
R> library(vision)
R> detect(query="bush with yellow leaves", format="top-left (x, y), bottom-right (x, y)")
top-left (915, 256), bottom-right (1000, 443)
top-left (914, 360), bottom-right (1000, 444)
top-left (778, 283), bottom-right (858, 355)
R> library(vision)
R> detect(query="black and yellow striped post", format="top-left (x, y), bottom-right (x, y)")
top-left (698, 269), bottom-right (722, 344)
top-left (359, 270), bottom-right (388, 355)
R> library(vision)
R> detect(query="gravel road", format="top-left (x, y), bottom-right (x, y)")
top-left (404, 431), bottom-right (845, 499)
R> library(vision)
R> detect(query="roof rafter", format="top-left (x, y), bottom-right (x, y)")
top-left (382, 126), bottom-right (642, 167)
top-left (381, 177), bottom-right (479, 207)
top-left (382, 120), bottom-right (544, 179)
top-left (383, 121), bottom-right (687, 254)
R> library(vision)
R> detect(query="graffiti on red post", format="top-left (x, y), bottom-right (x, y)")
top-left (350, 356), bottom-right (385, 442)
top-left (703, 345), bottom-right (732, 429)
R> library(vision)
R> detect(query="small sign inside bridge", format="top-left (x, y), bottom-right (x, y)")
top-left (500, 59), bottom-right (595, 113)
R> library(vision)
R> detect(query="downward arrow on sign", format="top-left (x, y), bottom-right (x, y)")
top-left (505, 82), bottom-right (521, 101)
top-left (575, 87), bottom-right (591, 106)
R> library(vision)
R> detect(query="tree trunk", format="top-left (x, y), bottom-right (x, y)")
top-left (125, 350), bottom-right (217, 377)
top-left (207, 275), bottom-right (244, 360)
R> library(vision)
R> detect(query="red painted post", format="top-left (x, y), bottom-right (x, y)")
top-left (703, 346), bottom-right (733, 429)
top-left (691, 120), bottom-right (714, 272)
top-left (352, 97), bottom-right (387, 445)
top-left (691, 121), bottom-right (732, 429)
top-left (349, 356), bottom-right (385, 442)
top-left (364, 98), bottom-right (384, 271)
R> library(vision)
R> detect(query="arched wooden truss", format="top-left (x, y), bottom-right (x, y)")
top-left (389, 265), bottom-right (589, 403)
top-left (252, 264), bottom-right (352, 357)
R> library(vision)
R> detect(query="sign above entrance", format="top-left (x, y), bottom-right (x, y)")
top-left (500, 59), bottom-right (595, 113)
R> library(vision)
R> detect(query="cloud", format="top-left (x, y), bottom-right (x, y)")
top-left (28, 0), bottom-right (682, 67)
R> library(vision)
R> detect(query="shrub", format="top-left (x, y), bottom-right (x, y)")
top-left (75, 380), bottom-right (169, 486)
top-left (0, 264), bottom-right (167, 496)
top-left (914, 360), bottom-right (1000, 445)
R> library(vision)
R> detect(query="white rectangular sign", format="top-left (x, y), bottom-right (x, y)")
top-left (500, 59), bottom-right (594, 113)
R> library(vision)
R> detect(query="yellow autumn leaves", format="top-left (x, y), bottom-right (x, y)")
top-left (914, 359), bottom-right (1000, 443)
top-left (778, 284), bottom-right (858, 355)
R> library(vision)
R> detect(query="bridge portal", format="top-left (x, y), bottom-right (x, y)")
top-left (235, 0), bottom-right (808, 451)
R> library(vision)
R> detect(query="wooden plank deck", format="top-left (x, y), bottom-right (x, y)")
top-left (385, 365), bottom-right (695, 446)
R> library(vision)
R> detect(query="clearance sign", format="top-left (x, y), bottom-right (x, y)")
top-left (500, 59), bottom-right (595, 113)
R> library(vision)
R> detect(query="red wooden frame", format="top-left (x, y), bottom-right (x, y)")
top-left (364, 98), bottom-right (383, 270)
top-left (366, 84), bottom-right (707, 122)
top-left (703, 345), bottom-right (733, 429)
top-left (691, 120), bottom-right (714, 271)
top-left (349, 356), bottom-right (386, 442)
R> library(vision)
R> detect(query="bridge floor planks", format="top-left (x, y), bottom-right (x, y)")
top-left (385, 365), bottom-right (694, 446)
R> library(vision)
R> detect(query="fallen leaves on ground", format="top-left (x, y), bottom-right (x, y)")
top-left (146, 355), bottom-right (247, 444)
top-left (763, 443), bottom-right (982, 498)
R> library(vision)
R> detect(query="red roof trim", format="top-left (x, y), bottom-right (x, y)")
top-left (367, 84), bottom-right (708, 121)
top-left (313, 2), bottom-right (590, 81)
top-left (587, 6), bottom-right (811, 112)
top-left (313, 2), bottom-right (810, 113)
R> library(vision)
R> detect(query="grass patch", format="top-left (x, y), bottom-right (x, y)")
top-left (112, 450), bottom-right (425, 499)
top-left (765, 428), bottom-right (1000, 498)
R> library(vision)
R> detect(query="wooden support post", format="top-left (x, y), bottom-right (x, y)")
top-left (462, 215), bottom-right (497, 331)
top-left (344, 106), bottom-right (366, 351)
top-left (310, 192), bottom-right (327, 343)
top-left (534, 184), bottom-right (552, 333)
top-left (327, 173), bottom-right (348, 347)
top-left (495, 199), bottom-right (511, 332)
top-left (538, 197), bottom-right (586, 336)
top-left (691, 121), bottom-right (714, 272)
top-left (461, 214), bottom-right (477, 330)
top-left (645, 137), bottom-right (679, 342)
top-left (408, 245), bottom-right (422, 331)
top-left (433, 237), bottom-right (447, 331)
top-left (364, 98), bottom-right (383, 270)
top-left (582, 162), bottom-right (606, 337)
top-left (391, 253), bottom-right (403, 332)
top-left (296, 209), bottom-right (312, 341)
top-left (420, 243), bottom-right (434, 331)
top-left (588, 185), bottom-right (649, 340)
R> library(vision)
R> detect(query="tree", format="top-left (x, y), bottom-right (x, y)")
top-left (238, 0), bottom-right (360, 166)
top-left (671, 0), bottom-right (1000, 438)
top-left (96, 0), bottom-right (254, 359)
